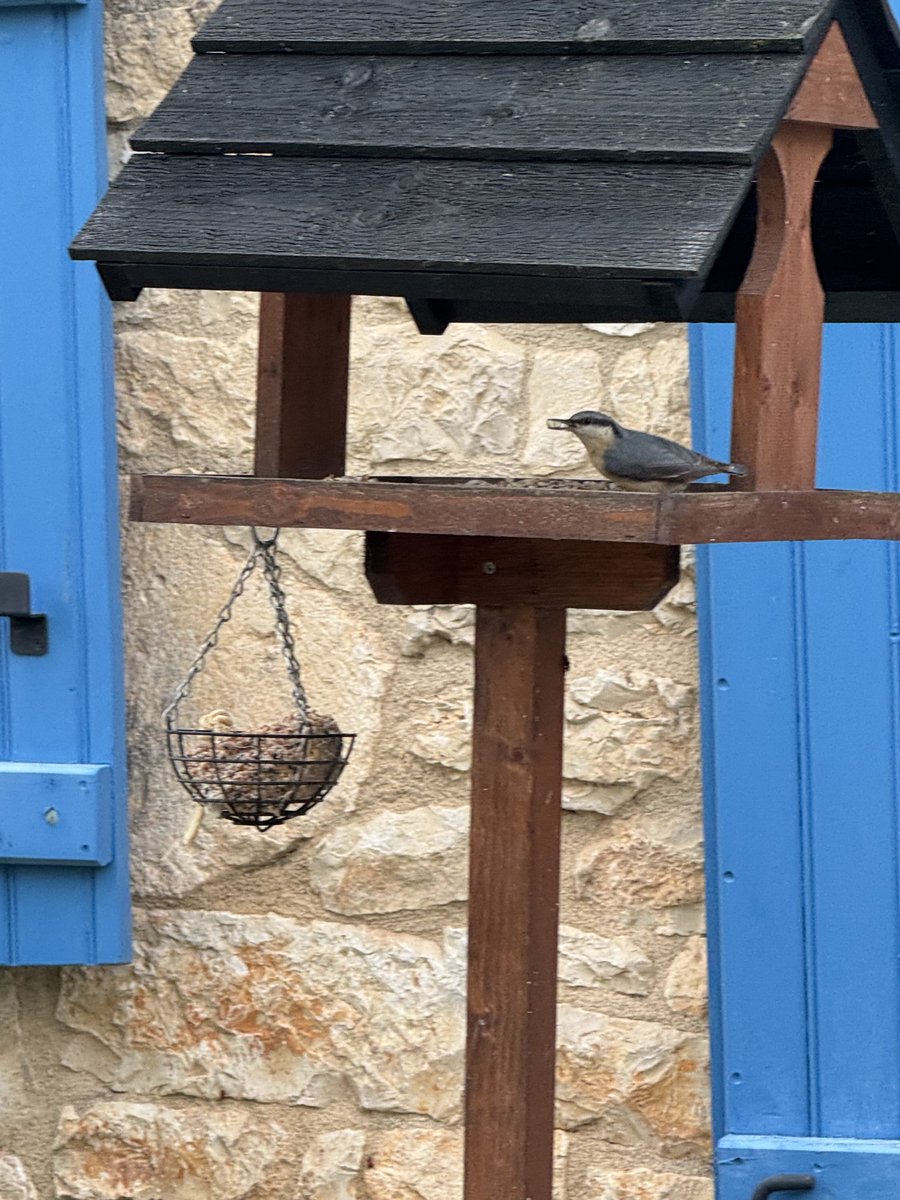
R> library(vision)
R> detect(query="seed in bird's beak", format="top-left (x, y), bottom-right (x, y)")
top-left (546, 418), bottom-right (571, 430)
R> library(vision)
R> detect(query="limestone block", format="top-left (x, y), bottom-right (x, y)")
top-left (280, 531), bottom-right (366, 596)
top-left (575, 811), bottom-right (705, 915)
top-left (426, 923), bottom-right (650, 1000)
top-left (556, 1005), bottom-right (709, 1153)
top-left (411, 668), bottom-right (695, 813)
top-left (114, 328), bottom-right (256, 473)
top-left (352, 295), bottom-right (411, 328)
top-left (362, 1127), bottom-right (569, 1200)
top-left (523, 350), bottom-right (605, 475)
top-left (53, 1101), bottom-right (288, 1200)
top-left (584, 1166), bottom-right (712, 1200)
top-left (0, 1155), bottom-right (37, 1200)
top-left (58, 910), bottom-right (703, 1145)
top-left (114, 287), bottom-right (260, 341)
top-left (665, 939), bottom-right (708, 1017)
top-left (58, 913), bottom-right (466, 1121)
top-left (563, 666), bottom-right (694, 808)
top-left (0, 977), bottom-right (25, 1116)
top-left (105, 0), bottom-right (219, 126)
top-left (401, 607), bottom-right (475, 657)
top-left (411, 688), bottom-right (473, 774)
top-left (603, 337), bottom-right (692, 445)
top-left (655, 905), bottom-right (707, 939)
top-left (653, 575), bottom-right (699, 634)
top-left (107, 128), bottom-right (132, 179)
top-left (310, 806), bottom-right (469, 914)
top-left (298, 1130), bottom-right (365, 1200)
top-left (557, 926), bottom-right (652, 997)
top-left (569, 668), bottom-right (692, 715)
top-left (561, 780), bottom-right (637, 817)
top-left (583, 324), bottom-right (657, 338)
top-left (349, 325), bottom-right (527, 472)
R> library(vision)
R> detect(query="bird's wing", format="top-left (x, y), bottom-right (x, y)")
top-left (607, 431), bottom-right (709, 482)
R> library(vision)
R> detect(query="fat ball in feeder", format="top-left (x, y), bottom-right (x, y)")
top-left (164, 529), bottom-right (354, 835)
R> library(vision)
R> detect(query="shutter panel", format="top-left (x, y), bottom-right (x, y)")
top-left (692, 323), bottom-right (900, 1197)
top-left (0, 0), bottom-right (129, 963)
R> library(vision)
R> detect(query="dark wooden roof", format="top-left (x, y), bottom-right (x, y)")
top-left (192, 1), bottom-right (834, 55)
top-left (71, 0), bottom-right (900, 324)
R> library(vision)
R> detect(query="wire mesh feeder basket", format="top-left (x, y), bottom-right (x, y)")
top-left (164, 529), bottom-right (355, 833)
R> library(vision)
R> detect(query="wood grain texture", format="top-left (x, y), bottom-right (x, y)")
top-left (466, 604), bottom-right (566, 1200)
top-left (787, 21), bottom-right (877, 127)
top-left (69, 154), bottom-right (750, 281)
top-left (731, 121), bottom-right (834, 489)
top-left (133, 52), bottom-right (804, 164)
top-left (193, 0), bottom-right (833, 54)
top-left (128, 474), bottom-right (900, 544)
top-left (77, 172), bottom-right (900, 318)
top-left (255, 293), bottom-right (350, 478)
top-left (365, 533), bottom-right (679, 609)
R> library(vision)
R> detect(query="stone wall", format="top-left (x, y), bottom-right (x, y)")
top-left (0, 1), bottom-right (712, 1196)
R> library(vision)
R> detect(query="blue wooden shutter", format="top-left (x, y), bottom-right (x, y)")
top-left (0, 0), bottom-right (129, 963)
top-left (691, 323), bottom-right (900, 1197)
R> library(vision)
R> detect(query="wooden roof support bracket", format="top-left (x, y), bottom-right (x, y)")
top-left (731, 22), bottom-right (878, 492)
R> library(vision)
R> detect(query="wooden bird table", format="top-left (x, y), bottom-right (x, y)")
top-left (126, 23), bottom-right (900, 1200)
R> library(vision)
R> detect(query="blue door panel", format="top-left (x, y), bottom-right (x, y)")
top-left (692, 331), bottom-right (812, 1138)
top-left (717, 1136), bottom-right (900, 1199)
top-left (692, 324), bottom-right (900, 1185)
top-left (0, 764), bottom-right (113, 865)
top-left (0, 0), bottom-right (129, 963)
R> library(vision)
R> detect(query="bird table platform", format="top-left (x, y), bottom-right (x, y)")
top-left (71, 1), bottom-right (900, 1198)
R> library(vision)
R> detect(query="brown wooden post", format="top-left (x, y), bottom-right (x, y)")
top-left (255, 292), bottom-right (351, 478)
top-left (730, 121), bottom-right (834, 491)
top-left (465, 605), bottom-right (566, 1200)
top-left (731, 23), bottom-right (877, 491)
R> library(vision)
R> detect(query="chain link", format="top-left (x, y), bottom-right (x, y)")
top-left (163, 529), bottom-right (309, 728)
top-left (257, 534), bottom-right (309, 720)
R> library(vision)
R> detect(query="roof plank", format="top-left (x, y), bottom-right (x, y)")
top-left (134, 52), bottom-right (805, 164)
top-left (71, 154), bottom-right (751, 280)
top-left (194, 0), bottom-right (834, 55)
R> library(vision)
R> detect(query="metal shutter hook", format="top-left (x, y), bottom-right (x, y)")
top-left (752, 1175), bottom-right (816, 1200)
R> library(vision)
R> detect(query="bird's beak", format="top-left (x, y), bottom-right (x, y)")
top-left (546, 418), bottom-right (572, 430)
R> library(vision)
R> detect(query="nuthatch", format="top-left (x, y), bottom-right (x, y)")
top-left (546, 411), bottom-right (747, 492)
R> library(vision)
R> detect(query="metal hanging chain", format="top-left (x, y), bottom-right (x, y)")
top-left (257, 532), bottom-right (309, 721)
top-left (163, 528), bottom-right (309, 728)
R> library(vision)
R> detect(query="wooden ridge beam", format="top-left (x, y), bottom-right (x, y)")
top-left (130, 475), bottom-right (900, 544)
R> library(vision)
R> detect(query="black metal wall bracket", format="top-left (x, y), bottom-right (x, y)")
top-left (0, 573), bottom-right (48, 656)
top-left (752, 1175), bottom-right (816, 1200)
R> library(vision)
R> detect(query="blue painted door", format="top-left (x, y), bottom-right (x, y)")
top-left (692, 323), bottom-right (900, 1198)
top-left (0, 0), bottom-right (129, 962)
